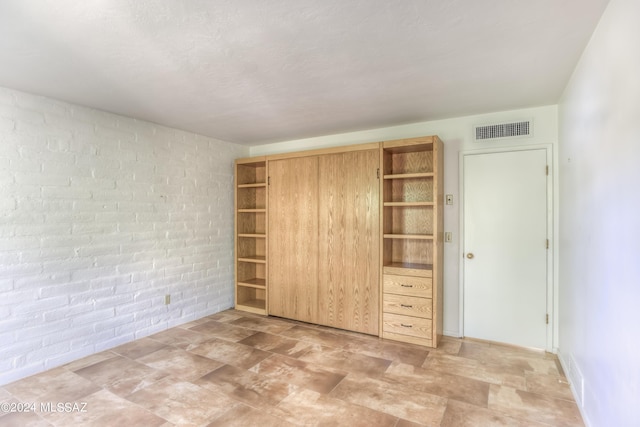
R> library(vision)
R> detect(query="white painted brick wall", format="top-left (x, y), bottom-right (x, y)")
top-left (0, 86), bottom-right (248, 385)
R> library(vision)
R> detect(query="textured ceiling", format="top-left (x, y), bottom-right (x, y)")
top-left (0, 0), bottom-right (609, 145)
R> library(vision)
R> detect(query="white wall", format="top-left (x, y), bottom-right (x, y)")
top-left (0, 86), bottom-right (248, 386)
top-left (251, 105), bottom-right (559, 340)
top-left (558, 0), bottom-right (640, 425)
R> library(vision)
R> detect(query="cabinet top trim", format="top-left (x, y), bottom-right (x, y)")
top-left (236, 156), bottom-right (267, 165)
top-left (265, 142), bottom-right (381, 161)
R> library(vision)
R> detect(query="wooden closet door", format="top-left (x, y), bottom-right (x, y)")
top-left (268, 157), bottom-right (319, 323)
top-left (318, 149), bottom-right (380, 335)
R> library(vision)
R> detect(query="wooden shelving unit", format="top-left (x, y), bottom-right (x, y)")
top-left (380, 136), bottom-right (443, 347)
top-left (234, 158), bottom-right (268, 315)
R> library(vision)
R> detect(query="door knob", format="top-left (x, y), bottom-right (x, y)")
top-left (466, 253), bottom-right (474, 259)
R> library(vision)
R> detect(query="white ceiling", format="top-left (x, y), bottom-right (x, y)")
top-left (0, 0), bottom-right (609, 145)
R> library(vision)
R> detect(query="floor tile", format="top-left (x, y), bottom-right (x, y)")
top-left (199, 311), bottom-right (245, 324)
top-left (188, 320), bottom-right (258, 342)
top-left (272, 388), bottom-right (398, 427)
top-left (41, 389), bottom-right (167, 427)
top-left (525, 371), bottom-right (574, 401)
top-left (62, 351), bottom-right (118, 371)
top-left (238, 331), bottom-right (314, 358)
top-left (423, 352), bottom-right (527, 389)
top-left (384, 361), bottom-right (490, 407)
top-left (441, 399), bottom-right (551, 427)
top-left (4, 367), bottom-right (100, 403)
top-left (0, 386), bottom-right (15, 402)
top-left (1, 309), bottom-right (584, 426)
top-left (396, 419), bottom-right (427, 427)
top-left (298, 345), bottom-right (392, 377)
top-left (329, 374), bottom-right (447, 426)
top-left (250, 353), bottom-right (346, 394)
top-left (341, 336), bottom-right (430, 367)
top-left (112, 337), bottom-right (168, 360)
top-left (137, 346), bottom-right (224, 381)
top-left (73, 355), bottom-right (168, 397)
top-left (229, 315), bottom-right (295, 334)
top-left (188, 337), bottom-right (271, 369)
top-left (279, 325), bottom-right (352, 348)
top-left (432, 336), bottom-right (463, 355)
top-left (196, 363), bottom-right (298, 408)
top-left (148, 327), bottom-right (211, 350)
top-left (206, 402), bottom-right (296, 427)
top-left (0, 411), bottom-right (52, 426)
top-left (488, 384), bottom-right (584, 426)
top-left (126, 378), bottom-right (236, 426)
top-left (459, 341), bottom-right (561, 375)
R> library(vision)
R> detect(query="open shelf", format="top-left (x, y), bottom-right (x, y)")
top-left (380, 136), bottom-right (442, 348)
top-left (384, 172), bottom-right (434, 180)
top-left (237, 278), bottom-right (266, 289)
top-left (383, 202), bottom-right (434, 207)
top-left (238, 256), bottom-right (266, 264)
top-left (235, 299), bottom-right (266, 314)
top-left (384, 234), bottom-right (434, 240)
top-left (238, 208), bottom-right (266, 213)
top-left (237, 182), bottom-right (266, 188)
top-left (235, 158), bottom-right (268, 315)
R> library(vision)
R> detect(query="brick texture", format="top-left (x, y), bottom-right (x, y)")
top-left (0, 86), bottom-right (248, 385)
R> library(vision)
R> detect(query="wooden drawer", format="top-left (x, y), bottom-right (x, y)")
top-left (383, 294), bottom-right (432, 319)
top-left (383, 274), bottom-right (432, 298)
top-left (382, 312), bottom-right (432, 340)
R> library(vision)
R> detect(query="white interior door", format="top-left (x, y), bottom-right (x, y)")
top-left (463, 149), bottom-right (548, 349)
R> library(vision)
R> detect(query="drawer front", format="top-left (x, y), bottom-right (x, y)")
top-left (382, 312), bottom-right (432, 340)
top-left (383, 294), bottom-right (432, 319)
top-left (383, 274), bottom-right (432, 298)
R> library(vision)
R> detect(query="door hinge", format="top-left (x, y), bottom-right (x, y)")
top-left (376, 168), bottom-right (380, 179)
top-left (546, 314), bottom-right (549, 324)
top-left (546, 239), bottom-right (549, 249)
top-left (546, 165), bottom-right (549, 176)
top-left (267, 176), bottom-right (270, 185)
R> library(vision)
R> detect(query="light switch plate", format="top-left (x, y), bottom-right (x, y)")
top-left (445, 232), bottom-right (452, 242)
top-left (446, 194), bottom-right (454, 205)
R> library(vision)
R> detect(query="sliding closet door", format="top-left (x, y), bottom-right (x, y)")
top-left (318, 149), bottom-right (380, 335)
top-left (268, 156), bottom-right (319, 323)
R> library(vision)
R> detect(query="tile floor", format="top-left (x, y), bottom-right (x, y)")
top-left (0, 309), bottom-right (584, 426)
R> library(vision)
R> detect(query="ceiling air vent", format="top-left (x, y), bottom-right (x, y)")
top-left (474, 120), bottom-right (532, 142)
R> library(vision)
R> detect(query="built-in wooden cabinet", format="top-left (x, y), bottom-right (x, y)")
top-left (380, 136), bottom-right (444, 347)
top-left (266, 148), bottom-right (380, 335)
top-left (234, 136), bottom-right (443, 347)
top-left (267, 156), bottom-right (319, 323)
top-left (317, 150), bottom-right (379, 335)
top-left (234, 158), bottom-right (268, 314)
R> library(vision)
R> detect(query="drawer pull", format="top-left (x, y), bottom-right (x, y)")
top-left (400, 304), bottom-right (413, 308)
top-left (400, 284), bottom-right (413, 288)
top-left (400, 323), bottom-right (413, 328)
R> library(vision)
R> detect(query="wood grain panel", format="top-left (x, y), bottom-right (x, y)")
top-left (383, 274), bottom-right (432, 298)
top-left (383, 294), bottom-right (432, 319)
top-left (268, 157), bottom-right (319, 323)
top-left (236, 161), bottom-right (267, 185)
top-left (237, 212), bottom-right (266, 234)
top-left (391, 150), bottom-right (433, 175)
top-left (384, 206), bottom-right (433, 235)
top-left (318, 149), bottom-right (379, 335)
top-left (382, 312), bottom-right (432, 339)
top-left (433, 137), bottom-right (444, 344)
top-left (384, 238), bottom-right (433, 266)
top-left (381, 330), bottom-right (432, 347)
top-left (237, 236), bottom-right (265, 259)
top-left (237, 187), bottom-right (266, 209)
top-left (389, 179), bottom-right (433, 203)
